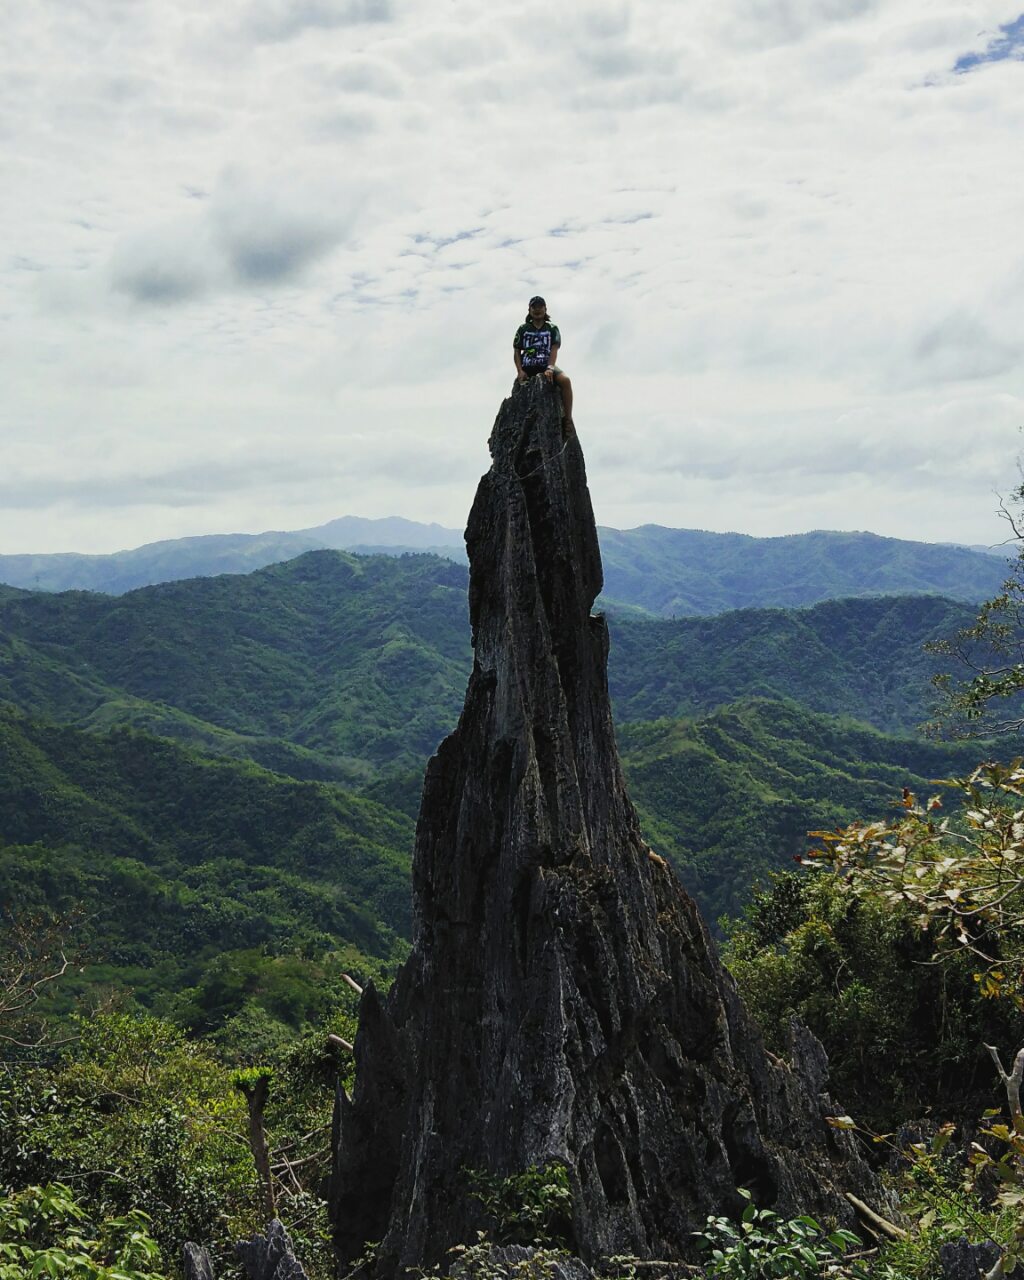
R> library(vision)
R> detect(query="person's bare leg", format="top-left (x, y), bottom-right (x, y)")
top-left (554, 373), bottom-right (574, 434)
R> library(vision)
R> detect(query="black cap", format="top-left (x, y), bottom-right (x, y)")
top-left (529, 295), bottom-right (545, 306)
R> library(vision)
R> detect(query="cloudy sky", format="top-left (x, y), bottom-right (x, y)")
top-left (3, 0), bottom-right (1023, 554)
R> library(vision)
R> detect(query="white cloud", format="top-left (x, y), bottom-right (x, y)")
top-left (1, 0), bottom-right (1023, 554)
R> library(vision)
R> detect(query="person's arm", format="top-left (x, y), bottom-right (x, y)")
top-left (544, 325), bottom-right (561, 377)
top-left (513, 326), bottom-right (526, 380)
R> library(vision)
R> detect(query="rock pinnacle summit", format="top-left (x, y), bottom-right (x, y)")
top-left (330, 378), bottom-right (877, 1273)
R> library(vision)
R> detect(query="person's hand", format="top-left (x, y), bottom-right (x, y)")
top-left (517, 372), bottom-right (527, 383)
top-left (543, 368), bottom-right (554, 382)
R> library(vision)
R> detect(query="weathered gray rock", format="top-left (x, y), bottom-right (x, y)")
top-left (182, 1243), bottom-right (216, 1280)
top-left (235, 1220), bottom-right (308, 1280)
top-left (938, 1238), bottom-right (1002, 1280)
top-left (330, 376), bottom-right (880, 1274)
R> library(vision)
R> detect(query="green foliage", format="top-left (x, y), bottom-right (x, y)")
top-left (465, 1164), bottom-right (573, 1247)
top-left (428, 1240), bottom-right (573, 1280)
top-left (805, 762), bottom-right (1024, 1006)
top-left (928, 482), bottom-right (1024, 738)
top-left (722, 870), bottom-right (1019, 1126)
top-left (0, 1183), bottom-right (165, 1280)
top-left (825, 1108), bottom-right (1024, 1280)
top-left (231, 1065), bottom-right (274, 1093)
top-left (0, 1013), bottom-right (253, 1259)
top-left (695, 1190), bottom-right (865, 1279)
top-left (0, 1007), bottom-right (349, 1278)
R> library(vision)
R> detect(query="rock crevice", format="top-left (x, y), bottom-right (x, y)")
top-left (330, 378), bottom-right (877, 1273)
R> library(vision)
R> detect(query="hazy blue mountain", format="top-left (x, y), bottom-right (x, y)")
top-left (310, 515), bottom-right (463, 549)
top-left (0, 519), bottom-right (1007, 615)
top-left (598, 526), bottom-right (1010, 616)
top-left (0, 516), bottom-right (464, 594)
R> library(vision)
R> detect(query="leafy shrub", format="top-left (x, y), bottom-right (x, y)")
top-left (0, 1182), bottom-right (164, 1280)
top-left (695, 1190), bottom-right (864, 1279)
top-left (722, 870), bottom-right (1018, 1126)
top-left (465, 1164), bottom-right (572, 1247)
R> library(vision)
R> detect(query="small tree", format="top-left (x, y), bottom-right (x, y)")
top-left (0, 911), bottom-right (79, 1049)
top-left (233, 1067), bottom-right (277, 1220)
top-left (930, 478), bottom-right (1024, 738)
top-left (804, 765), bottom-right (1024, 1007)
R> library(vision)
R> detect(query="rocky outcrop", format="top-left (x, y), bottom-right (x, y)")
top-left (330, 375), bottom-right (878, 1274)
top-left (235, 1220), bottom-right (309, 1280)
top-left (182, 1244), bottom-right (216, 1280)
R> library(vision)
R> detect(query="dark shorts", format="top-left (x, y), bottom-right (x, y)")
top-left (521, 364), bottom-right (564, 378)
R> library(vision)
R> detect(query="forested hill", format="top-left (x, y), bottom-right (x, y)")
top-left (0, 696), bottom-right (989, 1024)
top-left (0, 555), bottom-right (976, 780)
top-left (609, 593), bottom-right (972, 733)
top-left (0, 520), bottom-right (1007, 615)
top-left (619, 698), bottom-right (988, 920)
top-left (0, 707), bottom-right (413, 1028)
top-left (0, 552), bottom-right (471, 778)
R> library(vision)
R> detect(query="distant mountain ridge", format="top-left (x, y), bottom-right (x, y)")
top-left (599, 526), bottom-right (1010, 616)
top-left (0, 551), bottom-right (975, 782)
top-left (0, 518), bottom-right (1008, 615)
top-left (0, 516), bottom-right (465, 595)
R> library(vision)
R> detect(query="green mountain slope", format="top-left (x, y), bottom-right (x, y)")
top-left (0, 552), bottom-right (470, 777)
top-left (0, 708), bottom-right (413, 1027)
top-left (618, 698), bottom-right (989, 921)
top-left (1, 693), bottom-right (989, 1021)
top-left (0, 557), bottom-right (976, 782)
top-left (609, 594), bottom-right (973, 733)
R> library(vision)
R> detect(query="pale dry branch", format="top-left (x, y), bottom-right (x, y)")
top-left (984, 1043), bottom-right (1024, 1134)
top-left (842, 1192), bottom-right (908, 1241)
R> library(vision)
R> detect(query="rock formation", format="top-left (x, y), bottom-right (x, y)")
top-left (330, 376), bottom-right (878, 1274)
top-left (235, 1220), bottom-right (309, 1280)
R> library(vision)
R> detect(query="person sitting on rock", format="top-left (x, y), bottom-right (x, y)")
top-left (513, 295), bottom-right (574, 435)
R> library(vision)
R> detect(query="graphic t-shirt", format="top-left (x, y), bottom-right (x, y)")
top-left (514, 321), bottom-right (561, 371)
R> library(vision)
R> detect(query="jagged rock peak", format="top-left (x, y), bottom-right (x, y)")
top-left (330, 376), bottom-right (879, 1274)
